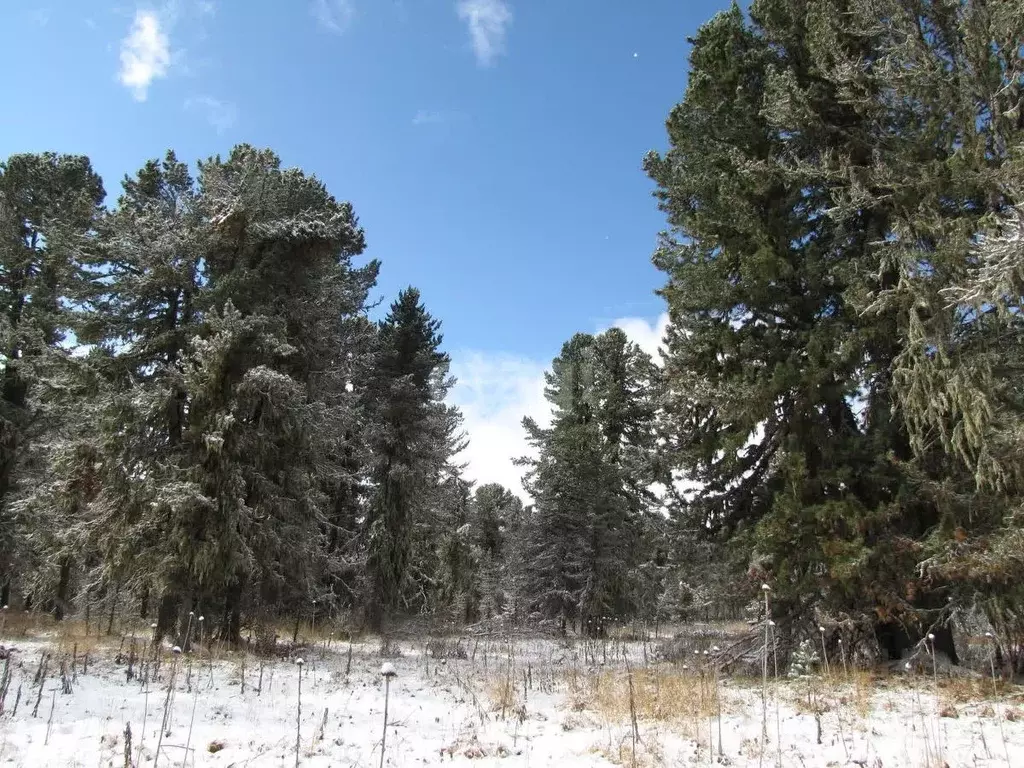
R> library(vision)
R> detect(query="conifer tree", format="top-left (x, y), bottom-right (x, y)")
top-left (197, 145), bottom-right (377, 634)
top-left (67, 146), bottom-right (377, 641)
top-left (520, 329), bottom-right (659, 635)
top-left (0, 152), bottom-right (104, 604)
top-left (647, 0), bottom-right (1024, 654)
top-left (362, 287), bottom-right (457, 630)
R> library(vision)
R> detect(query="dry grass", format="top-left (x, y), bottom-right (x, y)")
top-left (565, 665), bottom-right (722, 735)
top-left (785, 675), bottom-right (831, 716)
top-left (484, 669), bottom-right (526, 720)
top-left (850, 669), bottom-right (879, 717)
top-left (0, 610), bottom-right (57, 640)
top-left (0, 613), bottom-right (127, 659)
top-left (936, 675), bottom-right (1013, 705)
top-left (591, 736), bottom-right (665, 768)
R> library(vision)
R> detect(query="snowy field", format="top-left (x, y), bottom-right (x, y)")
top-left (0, 630), bottom-right (1022, 767)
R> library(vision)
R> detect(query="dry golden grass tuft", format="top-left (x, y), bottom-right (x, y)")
top-left (0, 610), bottom-right (56, 639)
top-left (563, 664), bottom-right (724, 740)
top-left (1, 613), bottom-right (129, 660)
top-left (936, 675), bottom-right (1011, 704)
top-left (850, 669), bottom-right (879, 717)
top-left (53, 620), bottom-right (123, 657)
top-left (591, 735), bottom-right (665, 768)
top-left (485, 670), bottom-right (524, 719)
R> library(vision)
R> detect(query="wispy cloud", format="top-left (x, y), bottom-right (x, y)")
top-left (411, 109), bottom-right (467, 127)
top-left (413, 110), bottom-right (446, 126)
top-left (311, 0), bottom-right (356, 34)
top-left (185, 95), bottom-right (238, 134)
top-left (29, 8), bottom-right (52, 26)
top-left (196, 1), bottom-right (216, 15)
top-left (455, 0), bottom-right (512, 67)
top-left (119, 10), bottom-right (172, 101)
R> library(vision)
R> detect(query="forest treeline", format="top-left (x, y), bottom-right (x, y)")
top-left (2, 0), bottom-right (1024, 668)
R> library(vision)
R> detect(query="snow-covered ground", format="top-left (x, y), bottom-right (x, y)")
top-left (0, 633), bottom-right (1021, 767)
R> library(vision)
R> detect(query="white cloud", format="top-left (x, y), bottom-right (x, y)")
top-left (412, 110), bottom-right (446, 126)
top-left (118, 10), bottom-right (171, 101)
top-left (448, 313), bottom-right (669, 502)
top-left (412, 109), bottom-right (467, 127)
top-left (185, 96), bottom-right (238, 134)
top-left (455, 0), bottom-right (512, 67)
top-left (311, 0), bottom-right (355, 34)
top-left (196, 1), bottom-right (216, 15)
top-left (449, 352), bottom-right (549, 501)
top-left (29, 8), bottom-right (51, 26)
top-left (605, 312), bottom-right (669, 363)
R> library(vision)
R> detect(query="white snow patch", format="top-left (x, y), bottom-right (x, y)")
top-left (0, 636), bottom-right (1019, 767)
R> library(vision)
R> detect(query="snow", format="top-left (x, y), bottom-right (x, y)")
top-left (0, 635), bottom-right (1021, 767)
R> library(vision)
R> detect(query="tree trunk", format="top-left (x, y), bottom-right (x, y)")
top-left (364, 600), bottom-right (383, 634)
top-left (156, 591), bottom-right (179, 646)
top-left (221, 581), bottom-right (243, 645)
top-left (176, 592), bottom-right (195, 650)
top-left (54, 559), bottom-right (72, 621)
top-left (106, 583), bottom-right (120, 635)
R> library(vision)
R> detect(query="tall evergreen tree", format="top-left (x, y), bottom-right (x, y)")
top-left (520, 329), bottom-right (659, 635)
top-left (198, 145), bottom-right (377, 633)
top-left (67, 146), bottom-right (377, 641)
top-left (433, 482), bottom-right (525, 623)
top-left (647, 0), bottom-right (1024, 654)
top-left (520, 334), bottom-right (600, 632)
top-left (0, 152), bottom-right (104, 604)
top-left (858, 0), bottom-right (1024, 664)
top-left (362, 287), bottom-right (457, 630)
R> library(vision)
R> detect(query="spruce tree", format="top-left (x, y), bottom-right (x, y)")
top-left (362, 287), bottom-right (457, 630)
top-left (520, 329), bottom-right (659, 635)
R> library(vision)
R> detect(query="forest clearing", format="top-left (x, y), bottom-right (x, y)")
top-left (4, 0), bottom-right (1024, 765)
top-left (1, 617), bottom-right (1022, 767)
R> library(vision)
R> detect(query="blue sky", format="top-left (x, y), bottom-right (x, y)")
top-left (1, 0), bottom-right (733, 496)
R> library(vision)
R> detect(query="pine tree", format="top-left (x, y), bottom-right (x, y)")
top-left (432, 476), bottom-right (477, 621)
top-left (0, 152), bottom-right (104, 605)
top-left (646, 0), bottom-right (908, 642)
top-left (1, 143), bottom-right (486, 635)
top-left (470, 483), bottom-right (523, 619)
top-left (647, 0), bottom-right (1024, 654)
top-left (69, 152), bottom-right (209, 638)
top-left (68, 146), bottom-right (378, 642)
top-left (198, 145), bottom-right (377, 632)
top-left (436, 482), bottom-right (525, 623)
